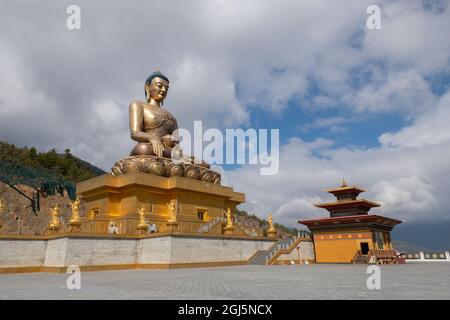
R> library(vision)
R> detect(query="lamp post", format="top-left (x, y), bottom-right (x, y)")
top-left (0, 198), bottom-right (4, 231)
top-left (296, 246), bottom-right (302, 264)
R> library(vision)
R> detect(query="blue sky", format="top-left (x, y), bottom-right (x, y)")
top-left (241, 98), bottom-right (408, 150)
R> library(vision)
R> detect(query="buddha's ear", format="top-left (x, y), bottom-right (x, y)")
top-left (145, 83), bottom-right (151, 101)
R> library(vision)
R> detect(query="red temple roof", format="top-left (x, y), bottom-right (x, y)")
top-left (325, 185), bottom-right (366, 194)
top-left (298, 214), bottom-right (402, 227)
top-left (314, 199), bottom-right (381, 210)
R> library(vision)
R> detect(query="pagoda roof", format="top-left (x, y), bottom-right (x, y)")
top-left (314, 199), bottom-right (381, 210)
top-left (298, 214), bottom-right (402, 227)
top-left (325, 185), bottom-right (366, 194)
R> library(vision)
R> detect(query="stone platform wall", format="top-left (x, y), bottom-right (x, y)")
top-left (0, 233), bottom-right (275, 273)
top-left (275, 241), bottom-right (315, 263)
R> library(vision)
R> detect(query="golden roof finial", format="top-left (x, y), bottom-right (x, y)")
top-left (341, 178), bottom-right (347, 187)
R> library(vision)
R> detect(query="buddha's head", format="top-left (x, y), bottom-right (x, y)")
top-left (145, 71), bottom-right (170, 103)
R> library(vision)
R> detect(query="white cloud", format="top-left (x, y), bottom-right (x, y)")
top-left (228, 104), bottom-right (450, 226)
top-left (363, 0), bottom-right (450, 73)
top-left (299, 117), bottom-right (350, 133)
top-left (352, 69), bottom-right (436, 115)
top-left (379, 91), bottom-right (450, 147)
top-left (371, 176), bottom-right (436, 215)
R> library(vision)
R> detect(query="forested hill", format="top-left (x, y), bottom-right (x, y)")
top-left (0, 141), bottom-right (105, 183)
top-left (0, 141), bottom-right (106, 214)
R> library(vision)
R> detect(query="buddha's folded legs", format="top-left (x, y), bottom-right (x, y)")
top-left (130, 143), bottom-right (174, 158)
top-left (129, 143), bottom-right (210, 168)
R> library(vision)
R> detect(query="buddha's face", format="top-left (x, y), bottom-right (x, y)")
top-left (147, 77), bottom-right (169, 102)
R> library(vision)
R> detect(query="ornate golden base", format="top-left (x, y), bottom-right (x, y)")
top-left (69, 220), bottom-right (82, 227)
top-left (111, 155), bottom-right (221, 184)
top-left (166, 221), bottom-right (179, 232)
top-left (68, 221), bottom-right (81, 232)
top-left (75, 173), bottom-right (245, 236)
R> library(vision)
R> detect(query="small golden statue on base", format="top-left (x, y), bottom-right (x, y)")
top-left (0, 199), bottom-right (4, 231)
top-left (166, 199), bottom-right (179, 231)
top-left (267, 214), bottom-right (277, 238)
top-left (136, 207), bottom-right (148, 232)
top-left (48, 205), bottom-right (62, 232)
top-left (68, 199), bottom-right (82, 231)
top-left (223, 208), bottom-right (234, 235)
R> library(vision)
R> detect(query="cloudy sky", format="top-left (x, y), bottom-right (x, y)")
top-left (1, 0), bottom-right (450, 236)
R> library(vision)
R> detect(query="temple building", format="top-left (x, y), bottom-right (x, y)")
top-left (298, 180), bottom-right (402, 264)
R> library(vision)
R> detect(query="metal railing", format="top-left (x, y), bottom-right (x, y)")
top-left (352, 250), bottom-right (362, 264)
top-left (198, 217), bottom-right (226, 233)
top-left (265, 231), bottom-right (310, 264)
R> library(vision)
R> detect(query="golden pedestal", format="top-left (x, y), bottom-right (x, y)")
top-left (75, 173), bottom-right (245, 235)
top-left (223, 225), bottom-right (235, 235)
top-left (267, 229), bottom-right (277, 238)
top-left (136, 223), bottom-right (148, 235)
top-left (47, 224), bottom-right (61, 235)
top-left (68, 220), bottom-right (82, 232)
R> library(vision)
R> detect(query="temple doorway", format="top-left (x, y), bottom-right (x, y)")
top-left (360, 242), bottom-right (369, 255)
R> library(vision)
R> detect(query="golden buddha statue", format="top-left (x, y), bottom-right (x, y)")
top-left (69, 199), bottom-right (82, 225)
top-left (137, 207), bottom-right (147, 230)
top-left (0, 199), bottom-right (3, 231)
top-left (267, 213), bottom-right (277, 237)
top-left (225, 208), bottom-right (233, 228)
top-left (268, 214), bottom-right (275, 232)
top-left (48, 205), bottom-right (61, 231)
top-left (223, 208), bottom-right (234, 235)
top-left (111, 70), bottom-right (220, 184)
top-left (168, 199), bottom-right (178, 223)
top-left (129, 71), bottom-right (181, 159)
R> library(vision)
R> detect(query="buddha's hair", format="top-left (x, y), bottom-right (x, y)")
top-left (145, 71), bottom-right (169, 87)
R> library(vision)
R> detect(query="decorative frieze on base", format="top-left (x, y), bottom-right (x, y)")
top-left (166, 221), bottom-right (180, 232)
top-left (111, 155), bottom-right (221, 185)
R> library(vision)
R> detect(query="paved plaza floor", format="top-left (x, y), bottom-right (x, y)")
top-left (0, 263), bottom-right (449, 299)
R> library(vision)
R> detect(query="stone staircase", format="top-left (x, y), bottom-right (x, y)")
top-left (352, 250), bottom-right (367, 264)
top-left (198, 217), bottom-right (256, 237)
top-left (248, 231), bottom-right (311, 265)
top-left (248, 250), bottom-right (270, 265)
top-left (198, 217), bottom-right (226, 233)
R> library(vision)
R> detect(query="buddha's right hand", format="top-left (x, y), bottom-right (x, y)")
top-left (149, 138), bottom-right (164, 157)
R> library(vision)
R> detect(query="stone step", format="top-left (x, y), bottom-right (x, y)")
top-left (248, 250), bottom-right (269, 265)
top-left (354, 256), bottom-right (367, 264)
